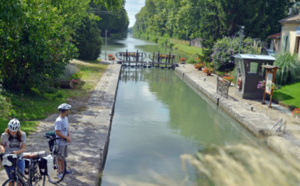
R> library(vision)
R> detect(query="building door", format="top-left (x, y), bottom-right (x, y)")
top-left (295, 36), bottom-right (300, 55)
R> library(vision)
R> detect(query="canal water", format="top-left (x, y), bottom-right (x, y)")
top-left (100, 34), bottom-right (263, 185)
top-left (100, 35), bottom-right (262, 185)
top-left (99, 34), bottom-right (190, 61)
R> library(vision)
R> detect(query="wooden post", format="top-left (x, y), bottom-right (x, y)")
top-left (261, 65), bottom-right (279, 108)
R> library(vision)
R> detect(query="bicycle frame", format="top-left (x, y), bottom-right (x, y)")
top-left (1, 155), bottom-right (46, 186)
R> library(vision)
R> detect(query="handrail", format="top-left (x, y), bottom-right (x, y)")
top-left (269, 117), bottom-right (286, 134)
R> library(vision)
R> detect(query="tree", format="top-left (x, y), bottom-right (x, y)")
top-left (0, 0), bottom-right (78, 92)
top-left (73, 16), bottom-right (103, 60)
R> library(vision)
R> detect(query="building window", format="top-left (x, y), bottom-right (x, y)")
top-left (295, 37), bottom-right (300, 54)
top-left (285, 36), bottom-right (289, 51)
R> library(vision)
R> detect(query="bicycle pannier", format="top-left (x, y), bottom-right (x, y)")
top-left (24, 159), bottom-right (30, 174)
top-left (1, 154), bottom-right (17, 167)
top-left (39, 155), bottom-right (54, 175)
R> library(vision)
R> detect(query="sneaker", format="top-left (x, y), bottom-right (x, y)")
top-left (65, 170), bottom-right (73, 174)
top-left (57, 173), bottom-right (63, 179)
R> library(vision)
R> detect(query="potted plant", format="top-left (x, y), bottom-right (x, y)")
top-left (257, 80), bottom-right (265, 90)
top-left (203, 67), bottom-right (213, 75)
top-left (222, 74), bottom-right (234, 82)
top-left (194, 63), bottom-right (204, 70)
top-left (108, 54), bottom-right (113, 60)
top-left (179, 58), bottom-right (186, 64)
top-left (292, 108), bottom-right (300, 119)
top-left (69, 71), bottom-right (83, 89)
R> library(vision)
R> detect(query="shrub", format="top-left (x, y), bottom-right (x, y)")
top-left (187, 58), bottom-right (196, 64)
top-left (74, 17), bottom-right (102, 61)
top-left (212, 36), bottom-right (264, 72)
top-left (274, 52), bottom-right (300, 85)
top-left (57, 64), bottom-right (80, 82)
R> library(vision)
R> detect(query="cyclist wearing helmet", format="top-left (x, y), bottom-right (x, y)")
top-left (0, 118), bottom-right (26, 179)
top-left (55, 103), bottom-right (72, 175)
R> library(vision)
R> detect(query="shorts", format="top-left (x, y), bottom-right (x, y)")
top-left (58, 145), bottom-right (68, 158)
top-left (5, 159), bottom-right (25, 179)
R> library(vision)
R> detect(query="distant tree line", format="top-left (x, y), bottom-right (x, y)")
top-left (133, 0), bottom-right (290, 48)
top-left (0, 0), bottom-right (128, 93)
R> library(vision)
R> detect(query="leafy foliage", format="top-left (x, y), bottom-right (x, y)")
top-left (274, 52), bottom-right (300, 85)
top-left (0, 0), bottom-right (123, 93)
top-left (73, 16), bottom-right (102, 60)
top-left (212, 36), bottom-right (264, 72)
top-left (91, 1), bottom-right (129, 39)
top-left (133, 0), bottom-right (289, 48)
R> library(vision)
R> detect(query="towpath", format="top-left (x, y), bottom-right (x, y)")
top-left (176, 64), bottom-right (300, 160)
top-left (0, 61), bottom-right (120, 185)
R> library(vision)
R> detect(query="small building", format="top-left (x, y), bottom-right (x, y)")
top-left (279, 13), bottom-right (300, 58)
top-left (268, 32), bottom-right (281, 52)
top-left (234, 54), bottom-right (276, 99)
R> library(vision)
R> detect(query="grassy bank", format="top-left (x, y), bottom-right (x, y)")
top-left (0, 60), bottom-right (107, 135)
top-left (273, 82), bottom-right (300, 109)
top-left (170, 38), bottom-right (203, 59)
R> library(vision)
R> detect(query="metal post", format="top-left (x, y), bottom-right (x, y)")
top-left (105, 29), bottom-right (107, 60)
top-left (238, 26), bottom-right (244, 54)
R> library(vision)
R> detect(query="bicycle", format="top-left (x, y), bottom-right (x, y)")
top-left (45, 131), bottom-right (67, 184)
top-left (1, 151), bottom-right (48, 186)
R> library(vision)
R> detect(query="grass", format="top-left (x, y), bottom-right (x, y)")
top-left (0, 60), bottom-right (107, 135)
top-left (273, 82), bottom-right (300, 109)
top-left (170, 38), bottom-right (203, 58)
top-left (182, 144), bottom-right (300, 186)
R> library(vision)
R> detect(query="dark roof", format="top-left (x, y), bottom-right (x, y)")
top-left (268, 32), bottom-right (281, 39)
top-left (279, 14), bottom-right (300, 24)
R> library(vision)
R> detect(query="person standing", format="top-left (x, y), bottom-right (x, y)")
top-left (55, 103), bottom-right (73, 176)
top-left (0, 118), bottom-right (26, 182)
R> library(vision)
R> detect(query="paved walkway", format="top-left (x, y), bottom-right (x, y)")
top-left (175, 64), bottom-right (300, 160)
top-left (0, 64), bottom-right (121, 185)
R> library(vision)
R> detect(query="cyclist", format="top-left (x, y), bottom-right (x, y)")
top-left (0, 118), bottom-right (26, 181)
top-left (55, 103), bottom-right (73, 177)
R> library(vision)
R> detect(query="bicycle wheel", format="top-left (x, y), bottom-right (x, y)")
top-left (47, 153), bottom-right (66, 184)
top-left (2, 179), bottom-right (25, 186)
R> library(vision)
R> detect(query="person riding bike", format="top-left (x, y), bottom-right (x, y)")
top-left (55, 103), bottom-right (73, 177)
top-left (0, 118), bottom-right (26, 180)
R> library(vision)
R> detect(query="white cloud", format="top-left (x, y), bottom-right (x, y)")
top-left (125, 0), bottom-right (145, 27)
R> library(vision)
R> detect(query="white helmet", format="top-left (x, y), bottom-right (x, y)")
top-left (8, 118), bottom-right (20, 132)
top-left (58, 103), bottom-right (71, 112)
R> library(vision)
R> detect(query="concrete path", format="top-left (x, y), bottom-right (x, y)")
top-left (0, 64), bottom-right (121, 185)
top-left (175, 64), bottom-right (300, 160)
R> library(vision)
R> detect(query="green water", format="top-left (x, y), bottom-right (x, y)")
top-left (101, 65), bottom-right (259, 185)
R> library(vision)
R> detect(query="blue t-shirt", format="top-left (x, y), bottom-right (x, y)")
top-left (54, 116), bottom-right (69, 146)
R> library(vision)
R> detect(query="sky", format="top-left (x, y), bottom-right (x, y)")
top-left (125, 0), bottom-right (145, 28)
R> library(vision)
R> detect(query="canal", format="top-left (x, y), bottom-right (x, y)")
top-left (100, 35), bottom-right (300, 185)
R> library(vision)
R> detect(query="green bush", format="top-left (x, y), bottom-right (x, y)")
top-left (212, 36), bottom-right (264, 72)
top-left (187, 58), bottom-right (196, 64)
top-left (74, 17), bottom-right (102, 61)
top-left (274, 52), bottom-right (300, 85)
top-left (57, 64), bottom-right (80, 82)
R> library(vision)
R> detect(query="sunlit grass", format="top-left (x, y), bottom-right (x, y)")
top-left (273, 82), bottom-right (300, 108)
top-left (182, 144), bottom-right (300, 186)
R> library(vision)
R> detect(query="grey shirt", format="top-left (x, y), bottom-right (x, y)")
top-left (1, 132), bottom-right (26, 157)
top-left (55, 116), bottom-right (69, 146)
